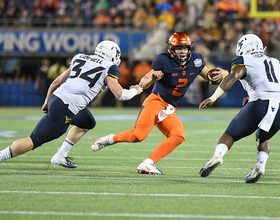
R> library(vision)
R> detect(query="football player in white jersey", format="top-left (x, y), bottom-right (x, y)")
top-left (198, 34), bottom-right (280, 183)
top-left (0, 40), bottom-right (144, 168)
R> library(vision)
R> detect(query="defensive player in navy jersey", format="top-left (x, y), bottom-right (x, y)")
top-left (199, 34), bottom-right (280, 183)
top-left (91, 32), bottom-right (229, 174)
top-left (0, 41), bottom-right (143, 168)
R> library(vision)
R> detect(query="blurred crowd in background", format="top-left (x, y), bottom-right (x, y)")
top-left (1, 0), bottom-right (280, 106)
top-left (1, 0), bottom-right (280, 59)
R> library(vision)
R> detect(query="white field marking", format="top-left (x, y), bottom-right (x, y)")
top-left (12, 115), bottom-right (232, 122)
top-left (83, 148), bottom-right (280, 155)
top-left (34, 145), bottom-right (280, 155)
top-left (0, 174), bottom-right (279, 184)
top-left (0, 211), bottom-right (279, 219)
top-left (1, 191), bottom-right (280, 200)
top-left (1, 162), bottom-right (279, 172)
top-left (17, 155), bottom-right (280, 163)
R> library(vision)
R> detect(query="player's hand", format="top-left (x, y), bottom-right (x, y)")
top-left (151, 70), bottom-right (164, 82)
top-left (242, 97), bottom-right (249, 106)
top-left (131, 85), bottom-right (143, 95)
top-left (42, 104), bottom-right (48, 114)
top-left (210, 67), bottom-right (228, 82)
top-left (199, 98), bottom-right (214, 110)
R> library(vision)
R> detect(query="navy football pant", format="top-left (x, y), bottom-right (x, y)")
top-left (225, 99), bottom-right (280, 141)
top-left (30, 95), bottom-right (96, 149)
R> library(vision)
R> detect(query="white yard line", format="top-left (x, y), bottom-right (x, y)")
top-left (1, 162), bottom-right (280, 172)
top-left (0, 211), bottom-right (279, 219)
top-left (15, 154), bottom-right (280, 163)
top-left (0, 190), bottom-right (280, 200)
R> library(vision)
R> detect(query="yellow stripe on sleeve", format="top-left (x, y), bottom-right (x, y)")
top-left (231, 64), bottom-right (244, 70)
top-left (108, 73), bottom-right (119, 80)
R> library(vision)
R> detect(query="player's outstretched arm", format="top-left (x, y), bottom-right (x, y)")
top-left (199, 66), bottom-right (229, 85)
top-left (107, 76), bottom-right (143, 101)
top-left (42, 68), bottom-right (71, 113)
top-left (139, 69), bottom-right (163, 89)
top-left (199, 65), bottom-right (246, 110)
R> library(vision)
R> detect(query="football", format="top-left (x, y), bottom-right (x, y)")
top-left (207, 68), bottom-right (221, 84)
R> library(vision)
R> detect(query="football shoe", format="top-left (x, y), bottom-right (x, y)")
top-left (199, 156), bottom-right (223, 177)
top-left (51, 154), bottom-right (77, 168)
top-left (137, 161), bottom-right (161, 175)
top-left (244, 166), bottom-right (265, 183)
top-left (91, 134), bottom-right (115, 151)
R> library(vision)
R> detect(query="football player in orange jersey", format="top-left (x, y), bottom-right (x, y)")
top-left (92, 32), bottom-right (229, 174)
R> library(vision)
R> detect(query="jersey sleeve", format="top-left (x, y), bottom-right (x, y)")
top-left (190, 52), bottom-right (206, 72)
top-left (231, 56), bottom-right (244, 70)
top-left (108, 64), bottom-right (120, 79)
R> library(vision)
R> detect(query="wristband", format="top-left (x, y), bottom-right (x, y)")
top-left (208, 87), bottom-right (224, 102)
top-left (44, 98), bottom-right (49, 105)
top-left (118, 88), bottom-right (137, 101)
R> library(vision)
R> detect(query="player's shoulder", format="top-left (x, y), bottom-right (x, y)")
top-left (155, 53), bottom-right (171, 61)
top-left (189, 52), bottom-right (204, 68)
top-left (152, 53), bottom-right (172, 69)
top-left (190, 52), bottom-right (203, 60)
top-left (70, 53), bottom-right (83, 61)
top-left (231, 55), bottom-right (244, 66)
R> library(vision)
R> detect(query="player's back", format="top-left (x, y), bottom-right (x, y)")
top-left (234, 54), bottom-right (280, 102)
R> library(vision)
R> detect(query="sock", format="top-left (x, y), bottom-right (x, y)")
top-left (0, 146), bottom-right (13, 161)
top-left (148, 136), bottom-right (184, 163)
top-left (144, 158), bottom-right (154, 164)
top-left (214, 143), bottom-right (228, 158)
top-left (257, 151), bottom-right (269, 167)
top-left (56, 139), bottom-right (74, 158)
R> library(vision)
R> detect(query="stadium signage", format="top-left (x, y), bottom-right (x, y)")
top-left (0, 31), bottom-right (146, 55)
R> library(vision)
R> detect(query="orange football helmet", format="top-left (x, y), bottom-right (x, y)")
top-left (167, 32), bottom-right (192, 64)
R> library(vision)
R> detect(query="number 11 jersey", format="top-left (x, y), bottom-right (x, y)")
top-left (231, 54), bottom-right (280, 102)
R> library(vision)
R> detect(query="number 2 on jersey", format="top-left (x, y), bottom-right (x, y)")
top-left (70, 59), bottom-right (105, 88)
top-left (172, 78), bottom-right (188, 96)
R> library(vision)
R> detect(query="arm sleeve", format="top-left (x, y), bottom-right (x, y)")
top-left (118, 88), bottom-right (137, 101)
top-left (108, 65), bottom-right (120, 79)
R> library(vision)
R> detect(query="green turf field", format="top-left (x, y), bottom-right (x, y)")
top-left (0, 107), bottom-right (279, 220)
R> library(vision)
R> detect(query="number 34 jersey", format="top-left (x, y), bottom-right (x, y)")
top-left (231, 54), bottom-right (280, 102)
top-left (54, 53), bottom-right (120, 114)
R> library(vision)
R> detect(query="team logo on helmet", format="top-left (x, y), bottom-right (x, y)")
top-left (94, 40), bottom-right (121, 66)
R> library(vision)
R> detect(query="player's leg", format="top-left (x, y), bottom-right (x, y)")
top-left (52, 108), bottom-right (96, 168)
top-left (200, 100), bottom-right (267, 178)
top-left (91, 93), bottom-right (165, 151)
top-left (149, 113), bottom-right (185, 163)
top-left (245, 109), bottom-right (280, 183)
top-left (199, 133), bottom-right (235, 177)
top-left (0, 95), bottom-right (72, 162)
top-left (244, 139), bottom-right (270, 183)
top-left (0, 137), bottom-right (34, 162)
top-left (137, 112), bottom-right (185, 175)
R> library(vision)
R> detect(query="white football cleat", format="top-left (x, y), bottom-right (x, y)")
top-left (200, 156), bottom-right (223, 177)
top-left (137, 161), bottom-right (161, 175)
top-left (51, 154), bottom-right (77, 168)
top-left (91, 134), bottom-right (115, 151)
top-left (244, 165), bottom-right (265, 183)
